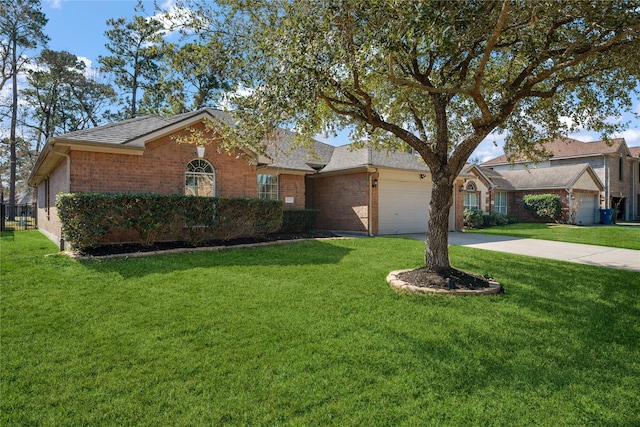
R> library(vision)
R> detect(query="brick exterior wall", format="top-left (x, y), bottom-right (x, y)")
top-left (69, 135), bottom-right (258, 197)
top-left (36, 159), bottom-right (68, 245)
top-left (35, 129), bottom-right (307, 245)
top-left (278, 174), bottom-right (305, 209)
top-left (309, 172), bottom-right (372, 233)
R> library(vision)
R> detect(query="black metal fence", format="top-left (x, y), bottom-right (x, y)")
top-left (1, 203), bottom-right (37, 231)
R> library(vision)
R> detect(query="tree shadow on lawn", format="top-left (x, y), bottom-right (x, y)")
top-left (77, 239), bottom-right (353, 279)
top-left (450, 249), bottom-right (639, 382)
top-left (374, 253), bottom-right (640, 420)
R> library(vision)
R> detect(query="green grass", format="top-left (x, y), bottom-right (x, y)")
top-left (2, 231), bottom-right (639, 426)
top-left (466, 222), bottom-right (640, 250)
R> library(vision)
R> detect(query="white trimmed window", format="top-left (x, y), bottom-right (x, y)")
top-left (494, 191), bottom-right (507, 214)
top-left (464, 193), bottom-right (479, 211)
top-left (463, 182), bottom-right (479, 210)
top-left (258, 174), bottom-right (278, 200)
top-left (185, 159), bottom-right (215, 197)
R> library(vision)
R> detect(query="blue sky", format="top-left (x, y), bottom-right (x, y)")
top-left (39, 0), bottom-right (640, 159)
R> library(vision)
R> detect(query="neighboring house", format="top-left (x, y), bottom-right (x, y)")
top-left (481, 137), bottom-right (640, 222)
top-left (452, 163), bottom-right (604, 227)
top-left (28, 108), bottom-right (439, 246)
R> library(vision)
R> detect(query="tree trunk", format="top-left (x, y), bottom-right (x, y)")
top-left (425, 171), bottom-right (454, 272)
top-left (8, 37), bottom-right (18, 220)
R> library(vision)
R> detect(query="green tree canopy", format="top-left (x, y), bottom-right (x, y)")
top-left (98, 15), bottom-right (165, 118)
top-left (176, 0), bottom-right (639, 272)
top-left (0, 0), bottom-right (48, 210)
top-left (22, 49), bottom-right (116, 149)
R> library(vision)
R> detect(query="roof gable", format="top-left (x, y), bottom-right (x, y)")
top-left (483, 137), bottom-right (628, 165)
top-left (482, 163), bottom-right (603, 191)
top-left (319, 145), bottom-right (428, 174)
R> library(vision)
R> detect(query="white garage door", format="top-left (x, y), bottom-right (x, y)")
top-left (575, 195), bottom-right (597, 225)
top-left (378, 178), bottom-right (431, 234)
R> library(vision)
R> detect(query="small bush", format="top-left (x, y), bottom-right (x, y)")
top-left (482, 214), bottom-right (497, 227)
top-left (279, 209), bottom-right (319, 233)
top-left (523, 194), bottom-right (562, 222)
top-left (505, 214), bottom-right (520, 224)
top-left (464, 209), bottom-right (483, 229)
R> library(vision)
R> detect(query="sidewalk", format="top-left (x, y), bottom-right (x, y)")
top-left (402, 232), bottom-right (640, 272)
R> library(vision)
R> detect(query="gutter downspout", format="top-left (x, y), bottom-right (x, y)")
top-left (603, 154), bottom-right (609, 209)
top-left (368, 168), bottom-right (378, 237)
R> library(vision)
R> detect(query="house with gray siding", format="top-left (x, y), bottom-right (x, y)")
top-left (482, 137), bottom-right (640, 222)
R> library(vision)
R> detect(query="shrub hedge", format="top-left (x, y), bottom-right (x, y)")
top-left (279, 209), bottom-right (319, 233)
top-left (523, 194), bottom-right (562, 222)
top-left (56, 193), bottom-right (283, 250)
top-left (463, 209), bottom-right (484, 229)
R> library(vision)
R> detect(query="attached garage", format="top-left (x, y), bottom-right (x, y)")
top-left (377, 170), bottom-right (431, 234)
top-left (574, 194), bottom-right (598, 225)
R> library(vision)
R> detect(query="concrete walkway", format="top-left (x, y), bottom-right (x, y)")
top-left (402, 232), bottom-right (640, 272)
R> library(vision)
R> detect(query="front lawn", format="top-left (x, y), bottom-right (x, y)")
top-left (466, 222), bottom-right (640, 250)
top-left (2, 231), bottom-right (639, 425)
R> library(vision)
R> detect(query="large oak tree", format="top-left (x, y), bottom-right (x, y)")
top-left (177, 0), bottom-right (639, 273)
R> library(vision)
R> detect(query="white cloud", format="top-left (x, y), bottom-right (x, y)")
top-left (614, 128), bottom-right (640, 147)
top-left (150, 3), bottom-right (198, 37)
top-left (43, 0), bottom-right (63, 9)
top-left (472, 131), bottom-right (507, 162)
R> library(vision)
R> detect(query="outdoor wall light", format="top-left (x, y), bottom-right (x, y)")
top-left (372, 178), bottom-right (378, 188)
top-left (420, 174), bottom-right (426, 179)
top-left (459, 184), bottom-right (465, 192)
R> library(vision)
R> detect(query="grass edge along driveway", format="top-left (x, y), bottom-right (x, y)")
top-left (466, 222), bottom-right (640, 250)
top-left (2, 231), bottom-right (639, 426)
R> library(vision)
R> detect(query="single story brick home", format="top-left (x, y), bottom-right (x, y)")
top-left (28, 108), bottom-right (447, 246)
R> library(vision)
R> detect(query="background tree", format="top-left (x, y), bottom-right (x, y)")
top-left (0, 0), bottom-right (48, 213)
top-left (22, 49), bottom-right (115, 151)
top-left (140, 39), bottom-right (231, 115)
top-left (98, 15), bottom-right (164, 119)
top-left (176, 0), bottom-right (639, 276)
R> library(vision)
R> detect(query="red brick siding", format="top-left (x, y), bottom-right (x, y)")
top-left (309, 172), bottom-right (371, 233)
top-left (278, 174), bottom-right (306, 209)
top-left (70, 135), bottom-right (257, 197)
top-left (36, 159), bottom-right (67, 244)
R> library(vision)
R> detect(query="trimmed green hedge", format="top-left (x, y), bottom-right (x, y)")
top-left (523, 194), bottom-right (562, 222)
top-left (56, 193), bottom-right (283, 250)
top-left (279, 209), bottom-right (319, 233)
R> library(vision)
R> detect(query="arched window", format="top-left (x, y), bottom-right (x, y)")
top-left (185, 159), bottom-right (215, 197)
top-left (463, 182), bottom-right (479, 210)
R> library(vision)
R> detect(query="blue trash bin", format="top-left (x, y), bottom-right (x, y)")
top-left (599, 208), bottom-right (614, 225)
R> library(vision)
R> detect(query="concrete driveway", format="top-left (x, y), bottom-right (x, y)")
top-left (402, 232), bottom-right (640, 272)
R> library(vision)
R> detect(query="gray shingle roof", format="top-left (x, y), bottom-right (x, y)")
top-left (483, 137), bottom-right (627, 165)
top-left (488, 164), bottom-right (596, 190)
top-left (58, 110), bottom-right (203, 145)
top-left (43, 108), bottom-right (430, 174)
top-left (320, 145), bottom-right (428, 173)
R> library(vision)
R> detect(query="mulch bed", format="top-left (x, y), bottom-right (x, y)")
top-left (78, 231), bottom-right (337, 257)
top-left (397, 267), bottom-right (496, 290)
